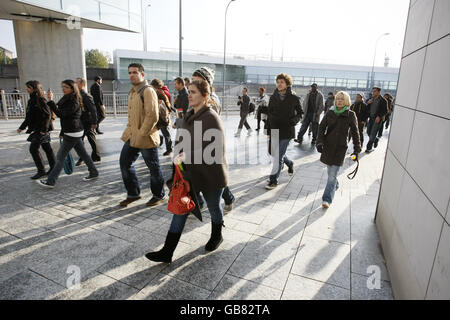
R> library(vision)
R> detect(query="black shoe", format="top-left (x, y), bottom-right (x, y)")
top-left (96, 129), bottom-right (104, 134)
top-left (119, 196), bottom-right (141, 207)
top-left (365, 148), bottom-right (373, 153)
top-left (255, 128), bottom-right (260, 131)
top-left (92, 157), bottom-right (101, 163)
top-left (265, 182), bottom-right (278, 190)
top-left (374, 140), bottom-right (379, 148)
top-left (37, 179), bottom-right (54, 189)
top-left (83, 174), bottom-right (99, 181)
top-left (31, 171), bottom-right (46, 180)
top-left (205, 222), bottom-right (224, 252)
top-left (311, 140), bottom-right (316, 145)
top-left (163, 150), bottom-right (172, 156)
top-left (75, 159), bottom-right (83, 167)
top-left (146, 196), bottom-right (167, 207)
top-left (288, 164), bottom-right (294, 176)
top-left (294, 139), bottom-right (302, 144)
top-left (145, 232), bottom-right (181, 263)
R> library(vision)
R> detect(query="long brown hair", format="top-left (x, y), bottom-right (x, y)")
top-left (62, 79), bottom-right (84, 111)
top-left (26, 80), bottom-right (45, 108)
top-left (189, 79), bottom-right (217, 108)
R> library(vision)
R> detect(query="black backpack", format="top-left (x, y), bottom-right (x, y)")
top-left (138, 85), bottom-right (170, 129)
top-left (248, 102), bottom-right (256, 114)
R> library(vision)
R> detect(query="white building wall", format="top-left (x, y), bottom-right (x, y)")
top-left (376, 0), bottom-right (450, 299)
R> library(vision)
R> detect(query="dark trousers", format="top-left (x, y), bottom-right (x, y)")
top-left (297, 113), bottom-right (318, 141)
top-left (366, 117), bottom-right (382, 149)
top-left (96, 105), bottom-right (105, 132)
top-left (169, 188), bottom-right (224, 233)
top-left (47, 135), bottom-right (98, 185)
top-left (377, 119), bottom-right (386, 137)
top-left (96, 106), bottom-right (105, 124)
top-left (119, 140), bottom-right (165, 199)
top-left (29, 133), bottom-right (55, 173)
top-left (160, 126), bottom-right (172, 151)
top-left (256, 109), bottom-right (262, 129)
top-left (238, 113), bottom-right (251, 130)
top-left (197, 186), bottom-right (235, 206)
top-left (385, 113), bottom-right (392, 129)
top-left (80, 125), bottom-right (100, 161)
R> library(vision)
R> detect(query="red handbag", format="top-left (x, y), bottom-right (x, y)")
top-left (168, 164), bottom-right (196, 215)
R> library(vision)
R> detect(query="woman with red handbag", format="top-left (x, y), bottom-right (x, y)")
top-left (145, 79), bottom-right (228, 263)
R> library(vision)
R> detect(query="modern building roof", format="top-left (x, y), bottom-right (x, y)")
top-left (0, 0), bottom-right (141, 32)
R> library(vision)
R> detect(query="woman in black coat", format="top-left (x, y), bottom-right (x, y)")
top-left (145, 79), bottom-right (228, 264)
top-left (316, 91), bottom-right (361, 208)
top-left (37, 80), bottom-right (99, 188)
top-left (17, 80), bottom-right (55, 179)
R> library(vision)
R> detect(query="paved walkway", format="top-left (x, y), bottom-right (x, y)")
top-left (0, 116), bottom-right (393, 300)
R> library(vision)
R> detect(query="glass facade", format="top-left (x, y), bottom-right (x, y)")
top-left (245, 65), bottom-right (398, 90)
top-left (115, 52), bottom-right (398, 92)
top-left (118, 58), bottom-right (245, 83)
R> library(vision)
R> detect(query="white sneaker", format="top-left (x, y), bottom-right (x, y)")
top-left (322, 201), bottom-right (330, 209)
top-left (247, 129), bottom-right (253, 136)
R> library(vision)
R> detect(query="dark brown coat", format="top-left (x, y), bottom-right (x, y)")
top-left (176, 105), bottom-right (228, 192)
top-left (317, 109), bottom-right (361, 166)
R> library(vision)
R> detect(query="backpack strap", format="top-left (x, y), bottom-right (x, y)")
top-left (137, 85), bottom-right (152, 104)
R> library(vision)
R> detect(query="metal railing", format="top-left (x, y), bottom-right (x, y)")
top-left (0, 91), bottom-right (245, 120)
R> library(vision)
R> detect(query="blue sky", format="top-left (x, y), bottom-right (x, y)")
top-left (0, 0), bottom-right (410, 67)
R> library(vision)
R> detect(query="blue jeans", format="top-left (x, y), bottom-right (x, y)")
top-left (322, 165), bottom-right (340, 203)
top-left (120, 140), bottom-right (165, 199)
top-left (198, 186), bottom-right (234, 206)
top-left (47, 135), bottom-right (98, 185)
top-left (169, 188), bottom-right (224, 233)
top-left (269, 138), bottom-right (293, 184)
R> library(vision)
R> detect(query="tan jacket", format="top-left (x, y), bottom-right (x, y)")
top-left (121, 80), bottom-right (160, 149)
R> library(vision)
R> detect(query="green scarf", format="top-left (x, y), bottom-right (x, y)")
top-left (334, 105), bottom-right (348, 115)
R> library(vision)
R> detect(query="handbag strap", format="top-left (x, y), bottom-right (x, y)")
top-left (347, 158), bottom-right (359, 180)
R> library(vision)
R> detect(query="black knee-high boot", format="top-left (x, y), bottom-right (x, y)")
top-left (205, 222), bottom-right (224, 252)
top-left (145, 232), bottom-right (181, 263)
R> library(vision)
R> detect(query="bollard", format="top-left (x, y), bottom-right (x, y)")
top-left (1, 90), bottom-right (7, 120)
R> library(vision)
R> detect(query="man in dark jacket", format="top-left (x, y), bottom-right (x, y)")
top-left (235, 87), bottom-right (252, 136)
top-left (349, 93), bottom-right (369, 145)
top-left (266, 73), bottom-right (303, 190)
top-left (294, 83), bottom-right (324, 145)
top-left (173, 76), bottom-right (189, 129)
top-left (324, 92), bottom-right (335, 114)
top-left (76, 78), bottom-right (101, 165)
top-left (90, 76), bottom-right (105, 134)
top-left (365, 87), bottom-right (388, 152)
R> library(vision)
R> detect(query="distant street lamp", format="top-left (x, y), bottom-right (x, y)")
top-left (265, 33), bottom-right (274, 61)
top-left (281, 29), bottom-right (292, 62)
top-left (223, 0), bottom-right (236, 118)
top-left (370, 32), bottom-right (390, 89)
top-left (143, 3), bottom-right (151, 51)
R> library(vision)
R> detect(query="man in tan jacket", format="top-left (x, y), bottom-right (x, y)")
top-left (119, 63), bottom-right (166, 207)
